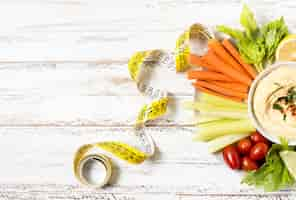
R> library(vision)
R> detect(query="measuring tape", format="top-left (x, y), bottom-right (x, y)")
top-left (73, 23), bottom-right (213, 187)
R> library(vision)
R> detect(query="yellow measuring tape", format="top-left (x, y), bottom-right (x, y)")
top-left (73, 23), bottom-right (213, 187)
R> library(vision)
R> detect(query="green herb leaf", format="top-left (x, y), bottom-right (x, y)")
top-left (272, 103), bottom-right (283, 111)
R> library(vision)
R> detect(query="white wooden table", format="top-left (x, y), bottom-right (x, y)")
top-left (0, 0), bottom-right (296, 199)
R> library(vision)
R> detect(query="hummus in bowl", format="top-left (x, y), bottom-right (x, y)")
top-left (249, 62), bottom-right (296, 145)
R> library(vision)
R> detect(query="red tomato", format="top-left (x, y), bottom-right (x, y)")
top-left (250, 132), bottom-right (269, 144)
top-left (223, 146), bottom-right (241, 169)
top-left (237, 138), bottom-right (252, 155)
top-left (241, 156), bottom-right (258, 171)
top-left (249, 142), bottom-right (269, 161)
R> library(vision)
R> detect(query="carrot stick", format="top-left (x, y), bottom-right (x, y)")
top-left (211, 81), bottom-right (249, 93)
top-left (202, 50), bottom-right (252, 86)
top-left (194, 84), bottom-right (244, 102)
top-left (187, 70), bottom-right (234, 82)
top-left (194, 81), bottom-right (248, 99)
top-left (222, 39), bottom-right (257, 79)
top-left (189, 54), bottom-right (218, 71)
top-left (208, 39), bottom-right (248, 74)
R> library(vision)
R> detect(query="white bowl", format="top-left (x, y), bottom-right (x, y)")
top-left (248, 61), bottom-right (296, 145)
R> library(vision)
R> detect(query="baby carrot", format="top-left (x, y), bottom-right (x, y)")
top-left (194, 81), bottom-right (248, 99)
top-left (187, 70), bottom-right (234, 82)
top-left (210, 81), bottom-right (249, 93)
top-left (208, 39), bottom-right (250, 76)
top-left (222, 39), bottom-right (257, 79)
top-left (203, 50), bottom-right (252, 86)
top-left (189, 54), bottom-right (218, 71)
top-left (193, 84), bottom-right (244, 102)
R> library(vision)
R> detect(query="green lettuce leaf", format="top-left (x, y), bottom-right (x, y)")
top-left (241, 138), bottom-right (295, 192)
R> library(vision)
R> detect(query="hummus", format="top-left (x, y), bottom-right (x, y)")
top-left (253, 65), bottom-right (296, 140)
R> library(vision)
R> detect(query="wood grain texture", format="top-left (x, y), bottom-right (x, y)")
top-left (0, 0), bottom-right (294, 61)
top-left (0, 0), bottom-right (295, 199)
top-left (0, 62), bottom-right (193, 126)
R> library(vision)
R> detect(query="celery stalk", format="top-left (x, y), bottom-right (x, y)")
top-left (207, 133), bottom-right (251, 153)
top-left (196, 115), bottom-right (225, 124)
top-left (191, 102), bottom-right (247, 112)
top-left (184, 101), bottom-right (248, 119)
top-left (197, 111), bottom-right (248, 119)
top-left (199, 93), bottom-right (247, 109)
top-left (194, 119), bottom-right (255, 141)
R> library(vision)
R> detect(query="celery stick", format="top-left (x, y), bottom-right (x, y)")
top-left (207, 133), bottom-right (251, 153)
top-left (192, 102), bottom-right (247, 112)
top-left (194, 119), bottom-right (255, 141)
top-left (198, 111), bottom-right (248, 119)
top-left (184, 101), bottom-right (248, 118)
top-left (199, 93), bottom-right (247, 109)
top-left (196, 115), bottom-right (225, 124)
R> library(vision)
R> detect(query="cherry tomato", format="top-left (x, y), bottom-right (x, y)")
top-left (250, 132), bottom-right (269, 144)
top-left (223, 146), bottom-right (241, 169)
top-left (249, 142), bottom-right (269, 161)
top-left (237, 138), bottom-right (252, 155)
top-left (241, 156), bottom-right (258, 171)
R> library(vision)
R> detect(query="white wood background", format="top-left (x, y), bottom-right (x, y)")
top-left (1, 0), bottom-right (296, 199)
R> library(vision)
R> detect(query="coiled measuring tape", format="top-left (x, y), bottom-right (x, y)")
top-left (73, 23), bottom-right (213, 187)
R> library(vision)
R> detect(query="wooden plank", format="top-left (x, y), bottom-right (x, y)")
top-left (0, 95), bottom-right (195, 126)
top-left (1, 185), bottom-right (296, 200)
top-left (0, 62), bottom-right (194, 126)
top-left (0, 0), bottom-right (295, 199)
top-left (1, 184), bottom-right (296, 200)
top-left (0, 0), bottom-right (294, 61)
top-left (0, 62), bottom-right (192, 96)
top-left (0, 126), bottom-right (294, 196)
top-left (0, 186), bottom-right (178, 200)
top-left (0, 126), bottom-right (214, 185)
top-left (180, 194), bottom-right (296, 200)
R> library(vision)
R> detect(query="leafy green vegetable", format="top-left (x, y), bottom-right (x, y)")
top-left (238, 38), bottom-right (265, 71)
top-left (261, 17), bottom-right (288, 62)
top-left (217, 4), bottom-right (288, 72)
top-left (242, 138), bottom-right (295, 192)
top-left (240, 4), bottom-right (258, 39)
top-left (216, 26), bottom-right (244, 41)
